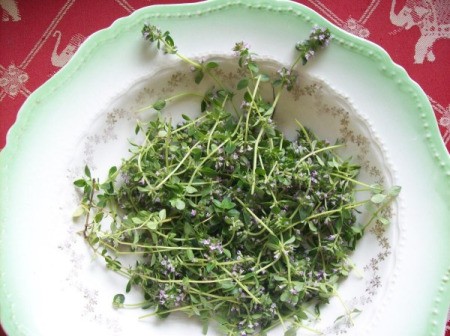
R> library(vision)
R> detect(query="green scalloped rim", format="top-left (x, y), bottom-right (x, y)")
top-left (1, 1), bottom-right (449, 335)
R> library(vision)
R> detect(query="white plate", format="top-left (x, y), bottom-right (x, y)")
top-left (1, 1), bottom-right (449, 335)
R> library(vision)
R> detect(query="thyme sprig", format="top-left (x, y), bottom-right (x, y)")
top-left (74, 24), bottom-right (400, 336)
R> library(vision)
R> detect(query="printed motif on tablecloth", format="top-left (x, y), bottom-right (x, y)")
top-left (0, 64), bottom-right (29, 98)
top-left (429, 96), bottom-right (450, 145)
top-left (389, 0), bottom-right (450, 64)
top-left (307, 0), bottom-right (380, 38)
top-left (447, 310), bottom-right (450, 334)
top-left (51, 31), bottom-right (85, 68)
top-left (0, 0), bottom-right (85, 101)
top-left (388, 0), bottom-right (450, 150)
top-left (1, 0), bottom-right (20, 22)
top-left (307, 0), bottom-right (450, 149)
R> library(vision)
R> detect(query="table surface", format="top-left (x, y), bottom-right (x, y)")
top-left (0, 0), bottom-right (449, 335)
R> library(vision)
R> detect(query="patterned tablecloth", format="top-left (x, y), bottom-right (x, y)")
top-left (0, 0), bottom-right (449, 335)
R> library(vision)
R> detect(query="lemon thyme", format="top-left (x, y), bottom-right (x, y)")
top-left (74, 24), bottom-right (400, 336)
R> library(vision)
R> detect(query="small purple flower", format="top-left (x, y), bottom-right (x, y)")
top-left (240, 101), bottom-right (250, 110)
top-left (236, 250), bottom-right (243, 260)
top-left (174, 292), bottom-right (186, 307)
top-left (269, 302), bottom-right (277, 315)
top-left (209, 242), bottom-right (224, 254)
top-left (316, 270), bottom-right (327, 280)
top-left (158, 289), bottom-right (168, 304)
top-left (160, 257), bottom-right (175, 274)
top-left (290, 288), bottom-right (299, 295)
top-left (190, 209), bottom-right (197, 217)
top-left (273, 251), bottom-right (281, 260)
top-left (305, 50), bottom-right (315, 60)
top-left (232, 41), bottom-right (250, 54)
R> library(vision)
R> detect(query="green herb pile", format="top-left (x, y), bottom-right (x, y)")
top-left (74, 24), bottom-right (400, 336)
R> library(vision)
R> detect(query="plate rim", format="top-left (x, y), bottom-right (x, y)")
top-left (1, 1), bottom-right (449, 335)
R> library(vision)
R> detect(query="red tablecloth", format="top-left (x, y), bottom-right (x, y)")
top-left (1, 0), bottom-right (449, 335)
